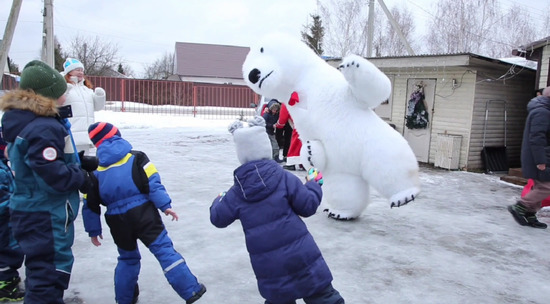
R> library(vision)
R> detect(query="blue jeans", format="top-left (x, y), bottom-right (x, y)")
top-left (265, 283), bottom-right (345, 304)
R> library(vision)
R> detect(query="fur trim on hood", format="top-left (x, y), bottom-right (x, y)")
top-left (0, 89), bottom-right (59, 117)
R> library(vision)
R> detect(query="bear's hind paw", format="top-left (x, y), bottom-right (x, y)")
top-left (323, 208), bottom-right (357, 221)
top-left (389, 187), bottom-right (420, 208)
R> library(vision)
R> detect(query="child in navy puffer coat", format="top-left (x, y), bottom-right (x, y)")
top-left (210, 116), bottom-right (344, 304)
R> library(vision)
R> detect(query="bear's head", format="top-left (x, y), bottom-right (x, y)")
top-left (242, 32), bottom-right (328, 103)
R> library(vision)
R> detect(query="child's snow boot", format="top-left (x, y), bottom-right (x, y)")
top-left (132, 284), bottom-right (139, 304)
top-left (186, 283), bottom-right (206, 304)
top-left (525, 212), bottom-right (548, 229)
top-left (283, 165), bottom-right (296, 171)
top-left (508, 202), bottom-right (529, 226)
top-left (0, 276), bottom-right (24, 302)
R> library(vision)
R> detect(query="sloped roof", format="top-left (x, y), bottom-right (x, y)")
top-left (517, 36), bottom-right (550, 52)
top-left (174, 42), bottom-right (249, 79)
top-left (327, 52), bottom-right (536, 71)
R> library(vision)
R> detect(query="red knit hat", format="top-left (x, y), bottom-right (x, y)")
top-left (88, 122), bottom-right (120, 147)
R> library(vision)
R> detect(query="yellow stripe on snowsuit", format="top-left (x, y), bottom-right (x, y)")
top-left (97, 153), bottom-right (132, 171)
top-left (143, 162), bottom-right (158, 178)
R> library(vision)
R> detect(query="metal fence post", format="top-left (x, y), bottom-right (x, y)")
top-left (121, 78), bottom-right (126, 112)
top-left (193, 85), bottom-right (197, 117)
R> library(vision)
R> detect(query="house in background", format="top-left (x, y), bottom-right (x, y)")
top-left (1, 39), bottom-right (20, 91)
top-left (513, 36), bottom-right (550, 90)
top-left (328, 53), bottom-right (536, 171)
top-left (171, 42), bottom-right (250, 85)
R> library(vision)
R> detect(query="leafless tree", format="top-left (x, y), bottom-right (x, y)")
top-left (66, 35), bottom-right (120, 76)
top-left (492, 4), bottom-right (538, 57)
top-left (374, 5), bottom-right (416, 56)
top-left (318, 0), bottom-right (417, 57)
top-left (317, 0), bottom-right (549, 59)
top-left (425, 0), bottom-right (502, 55)
top-left (424, 0), bottom-right (550, 58)
top-left (318, 0), bottom-right (370, 57)
top-left (143, 51), bottom-right (175, 80)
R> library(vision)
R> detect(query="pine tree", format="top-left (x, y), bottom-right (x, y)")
top-left (301, 14), bottom-right (325, 56)
top-left (7, 56), bottom-right (19, 74)
top-left (117, 63), bottom-right (125, 75)
top-left (54, 38), bottom-right (66, 72)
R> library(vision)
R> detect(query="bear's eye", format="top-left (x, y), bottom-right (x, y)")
top-left (260, 47), bottom-right (264, 53)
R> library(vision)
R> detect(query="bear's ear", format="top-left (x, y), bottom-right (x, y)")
top-left (228, 120), bottom-right (244, 134)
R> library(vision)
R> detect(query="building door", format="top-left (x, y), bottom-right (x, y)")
top-left (403, 79), bottom-right (435, 163)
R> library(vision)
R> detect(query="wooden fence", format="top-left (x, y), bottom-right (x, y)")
top-left (2, 74), bottom-right (260, 119)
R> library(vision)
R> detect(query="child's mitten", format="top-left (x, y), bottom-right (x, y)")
top-left (306, 167), bottom-right (323, 186)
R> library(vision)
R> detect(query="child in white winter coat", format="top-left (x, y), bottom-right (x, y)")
top-left (62, 58), bottom-right (106, 155)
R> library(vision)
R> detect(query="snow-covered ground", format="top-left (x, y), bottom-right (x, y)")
top-left (14, 110), bottom-right (550, 303)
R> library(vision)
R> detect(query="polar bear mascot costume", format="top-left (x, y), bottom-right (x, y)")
top-left (242, 32), bottom-right (420, 220)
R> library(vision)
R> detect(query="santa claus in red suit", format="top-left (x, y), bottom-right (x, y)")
top-left (275, 92), bottom-right (303, 171)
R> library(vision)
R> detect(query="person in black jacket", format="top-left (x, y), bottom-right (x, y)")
top-left (508, 87), bottom-right (550, 229)
top-left (262, 99), bottom-right (282, 162)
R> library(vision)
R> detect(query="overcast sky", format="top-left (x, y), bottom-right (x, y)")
top-left (1, 0), bottom-right (549, 76)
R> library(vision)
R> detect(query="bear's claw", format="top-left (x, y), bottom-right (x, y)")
top-left (306, 141), bottom-right (315, 167)
top-left (390, 194), bottom-right (415, 208)
top-left (323, 209), bottom-right (356, 221)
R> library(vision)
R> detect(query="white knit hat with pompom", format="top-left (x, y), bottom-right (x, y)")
top-left (228, 116), bottom-right (272, 164)
top-left (63, 58), bottom-right (85, 74)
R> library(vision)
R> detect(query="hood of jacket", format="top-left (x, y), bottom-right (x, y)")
top-left (0, 90), bottom-right (59, 142)
top-left (233, 160), bottom-right (284, 202)
top-left (96, 136), bottom-right (133, 166)
top-left (527, 96), bottom-right (550, 113)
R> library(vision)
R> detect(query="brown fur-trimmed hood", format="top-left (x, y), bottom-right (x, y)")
top-left (0, 90), bottom-right (61, 144)
top-left (0, 89), bottom-right (59, 117)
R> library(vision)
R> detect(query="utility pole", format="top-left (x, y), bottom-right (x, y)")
top-left (41, 0), bottom-right (54, 67)
top-left (0, 0), bottom-right (23, 86)
top-left (366, 0), bottom-right (375, 57)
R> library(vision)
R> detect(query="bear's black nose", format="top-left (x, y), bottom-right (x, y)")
top-left (248, 68), bottom-right (261, 84)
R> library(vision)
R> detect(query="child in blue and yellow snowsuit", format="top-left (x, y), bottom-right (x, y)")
top-left (82, 122), bottom-right (206, 304)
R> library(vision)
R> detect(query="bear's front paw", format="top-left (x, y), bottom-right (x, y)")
top-left (323, 208), bottom-right (357, 221)
top-left (337, 59), bottom-right (360, 70)
top-left (337, 54), bottom-right (364, 82)
top-left (337, 54), bottom-right (391, 108)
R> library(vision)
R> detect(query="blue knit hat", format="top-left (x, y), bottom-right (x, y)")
top-left (88, 122), bottom-right (121, 147)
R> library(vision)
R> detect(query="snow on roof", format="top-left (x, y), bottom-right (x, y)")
top-left (498, 56), bottom-right (537, 69)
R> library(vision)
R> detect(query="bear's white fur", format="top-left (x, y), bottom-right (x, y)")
top-left (242, 32), bottom-right (420, 219)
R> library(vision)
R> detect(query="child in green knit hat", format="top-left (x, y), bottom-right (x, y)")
top-left (0, 60), bottom-right (92, 303)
